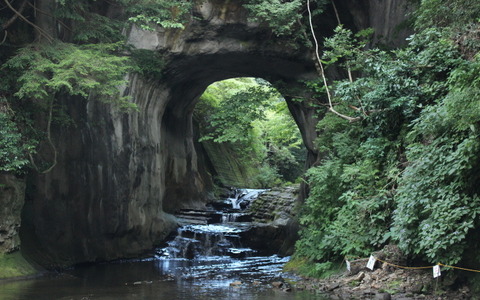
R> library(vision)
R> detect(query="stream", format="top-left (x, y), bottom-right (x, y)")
top-left (0, 189), bottom-right (329, 300)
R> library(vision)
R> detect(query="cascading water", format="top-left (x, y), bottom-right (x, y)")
top-left (0, 188), bottom-right (329, 300)
top-left (159, 224), bottom-right (248, 259)
top-left (150, 187), bottom-right (314, 292)
top-left (158, 188), bottom-right (266, 260)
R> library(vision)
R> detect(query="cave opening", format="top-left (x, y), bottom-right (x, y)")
top-left (193, 77), bottom-right (307, 190)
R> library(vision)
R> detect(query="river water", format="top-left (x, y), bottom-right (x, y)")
top-left (0, 189), bottom-right (329, 300)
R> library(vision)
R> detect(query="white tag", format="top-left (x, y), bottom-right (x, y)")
top-left (366, 255), bottom-right (376, 270)
top-left (346, 260), bottom-right (351, 272)
top-left (433, 265), bottom-right (441, 278)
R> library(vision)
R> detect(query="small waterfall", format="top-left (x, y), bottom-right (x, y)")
top-left (159, 224), bottom-right (246, 259)
top-left (228, 188), bottom-right (267, 210)
top-left (158, 188), bottom-right (266, 260)
top-left (228, 196), bottom-right (241, 209)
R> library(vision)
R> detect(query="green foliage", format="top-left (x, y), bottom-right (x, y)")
top-left (4, 42), bottom-right (134, 110)
top-left (198, 78), bottom-right (280, 143)
top-left (391, 54), bottom-right (480, 265)
top-left (130, 49), bottom-right (166, 80)
top-left (0, 109), bottom-right (35, 173)
top-left (324, 28), bottom-right (461, 128)
top-left (414, 0), bottom-right (480, 31)
top-left (195, 78), bottom-right (304, 187)
top-left (392, 134), bottom-right (480, 264)
top-left (294, 11), bottom-right (480, 271)
top-left (296, 116), bottom-right (396, 262)
top-left (54, 0), bottom-right (191, 42)
top-left (284, 256), bottom-right (343, 278)
top-left (124, 0), bottom-right (192, 30)
top-left (322, 25), bottom-right (373, 67)
top-left (54, 0), bottom-right (125, 43)
top-left (244, 0), bottom-right (328, 46)
top-left (244, 0), bottom-right (304, 37)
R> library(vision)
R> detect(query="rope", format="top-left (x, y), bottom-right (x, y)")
top-left (375, 257), bottom-right (433, 270)
top-left (438, 263), bottom-right (480, 273)
top-left (344, 256), bottom-right (480, 273)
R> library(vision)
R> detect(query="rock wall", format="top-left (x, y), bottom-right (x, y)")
top-left (201, 141), bottom-right (259, 188)
top-left (245, 185), bottom-right (300, 255)
top-left (0, 174), bottom-right (25, 254)
top-left (22, 78), bottom-right (179, 267)
top-left (21, 0), bottom-right (411, 267)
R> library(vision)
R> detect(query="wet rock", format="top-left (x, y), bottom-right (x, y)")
top-left (243, 186), bottom-right (300, 256)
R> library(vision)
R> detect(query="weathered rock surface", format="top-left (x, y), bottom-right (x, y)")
top-left (0, 174), bottom-right (25, 254)
top-left (243, 185), bottom-right (300, 256)
top-left (21, 0), bottom-right (411, 267)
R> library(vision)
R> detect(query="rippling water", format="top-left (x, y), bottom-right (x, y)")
top-left (0, 190), bottom-right (329, 300)
top-left (0, 256), bottom-right (328, 300)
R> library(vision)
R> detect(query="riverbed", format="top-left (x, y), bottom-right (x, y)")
top-left (0, 189), bottom-right (329, 300)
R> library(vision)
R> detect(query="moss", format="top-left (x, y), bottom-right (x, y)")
top-left (348, 280), bottom-right (360, 287)
top-left (202, 141), bottom-right (260, 187)
top-left (0, 252), bottom-right (37, 279)
top-left (386, 279), bottom-right (402, 289)
top-left (377, 280), bottom-right (402, 295)
top-left (284, 257), bottom-right (343, 278)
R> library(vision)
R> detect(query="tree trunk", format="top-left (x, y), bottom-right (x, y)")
top-left (34, 0), bottom-right (56, 42)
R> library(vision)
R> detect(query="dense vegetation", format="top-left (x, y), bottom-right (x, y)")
top-left (1, 0), bottom-right (479, 282)
top-left (0, 0), bottom-right (189, 174)
top-left (283, 0), bottom-right (480, 276)
top-left (194, 78), bottom-right (305, 187)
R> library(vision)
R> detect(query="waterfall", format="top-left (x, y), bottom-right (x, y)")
top-left (158, 188), bottom-right (266, 260)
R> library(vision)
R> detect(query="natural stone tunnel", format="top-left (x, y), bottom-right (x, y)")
top-left (18, 0), bottom-right (410, 267)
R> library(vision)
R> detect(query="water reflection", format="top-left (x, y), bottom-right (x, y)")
top-left (0, 257), bottom-right (328, 300)
top-left (0, 190), bottom-right (329, 300)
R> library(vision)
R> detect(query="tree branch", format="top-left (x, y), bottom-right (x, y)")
top-left (27, 1), bottom-right (72, 32)
top-left (330, 0), bottom-right (341, 26)
top-left (0, 30), bottom-right (6, 45)
top-left (331, 0), bottom-right (368, 116)
top-left (306, 0), bottom-right (359, 122)
top-left (1, 0), bottom-right (27, 30)
top-left (29, 98), bottom-right (58, 173)
top-left (3, 0), bottom-right (54, 42)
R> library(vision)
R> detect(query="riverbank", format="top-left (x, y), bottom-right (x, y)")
top-left (290, 251), bottom-right (472, 300)
top-left (0, 252), bottom-right (37, 280)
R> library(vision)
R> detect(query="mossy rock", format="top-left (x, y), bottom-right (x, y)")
top-left (0, 252), bottom-right (37, 279)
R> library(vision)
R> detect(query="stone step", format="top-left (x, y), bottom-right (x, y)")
top-left (175, 209), bottom-right (223, 225)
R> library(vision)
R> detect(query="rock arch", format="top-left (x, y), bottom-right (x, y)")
top-left (21, 0), bottom-right (410, 267)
